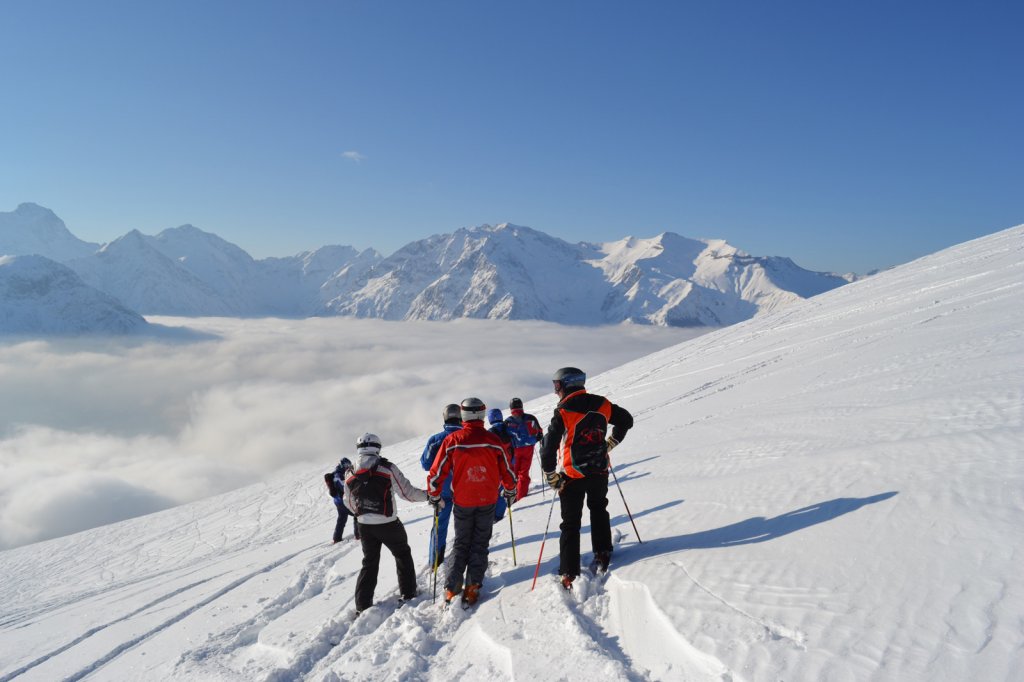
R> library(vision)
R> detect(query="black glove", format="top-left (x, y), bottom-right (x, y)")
top-left (429, 496), bottom-right (445, 511)
top-left (545, 471), bottom-right (565, 491)
top-left (605, 436), bottom-right (620, 452)
top-left (502, 488), bottom-right (516, 505)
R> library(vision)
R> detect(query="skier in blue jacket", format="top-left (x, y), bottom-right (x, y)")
top-left (488, 408), bottom-right (517, 522)
top-left (420, 403), bottom-right (462, 567)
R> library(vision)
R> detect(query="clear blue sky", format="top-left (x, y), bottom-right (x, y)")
top-left (1, 1), bottom-right (1021, 274)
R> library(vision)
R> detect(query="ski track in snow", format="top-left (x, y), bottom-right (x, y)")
top-left (2, 543), bottom-right (326, 682)
top-left (2, 226), bottom-right (1022, 681)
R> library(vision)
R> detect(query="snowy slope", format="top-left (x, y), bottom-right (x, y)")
top-left (0, 255), bottom-right (148, 335)
top-left (1, 225), bottom-right (1020, 681)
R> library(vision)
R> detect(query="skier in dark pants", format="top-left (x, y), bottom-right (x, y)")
top-left (427, 398), bottom-right (516, 606)
top-left (344, 433), bottom-right (429, 615)
top-left (488, 408), bottom-right (516, 522)
top-left (541, 367), bottom-right (633, 589)
top-left (420, 403), bottom-right (462, 567)
top-left (324, 457), bottom-right (359, 543)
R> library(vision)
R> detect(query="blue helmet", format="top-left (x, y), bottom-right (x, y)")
top-left (487, 408), bottom-right (504, 425)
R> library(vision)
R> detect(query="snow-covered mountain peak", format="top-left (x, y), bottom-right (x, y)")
top-left (0, 203), bottom-right (100, 261)
top-left (1, 203), bottom-right (858, 328)
top-left (0, 254), bottom-right (147, 334)
top-left (101, 228), bottom-right (148, 250)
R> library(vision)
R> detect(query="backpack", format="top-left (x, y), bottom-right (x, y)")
top-left (505, 414), bottom-right (539, 447)
top-left (568, 411), bottom-right (609, 476)
top-left (347, 458), bottom-right (394, 517)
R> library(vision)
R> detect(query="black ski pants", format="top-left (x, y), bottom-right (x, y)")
top-left (447, 503), bottom-right (496, 591)
top-left (558, 474), bottom-right (612, 577)
top-left (333, 502), bottom-right (358, 542)
top-left (354, 519), bottom-right (417, 612)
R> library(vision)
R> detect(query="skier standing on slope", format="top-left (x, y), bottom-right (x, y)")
top-left (324, 457), bottom-right (360, 543)
top-left (427, 398), bottom-right (516, 606)
top-left (505, 397), bottom-right (544, 501)
top-left (541, 367), bottom-right (633, 589)
top-left (420, 403), bottom-right (462, 567)
top-left (344, 433), bottom-right (429, 615)
top-left (488, 407), bottom-right (517, 522)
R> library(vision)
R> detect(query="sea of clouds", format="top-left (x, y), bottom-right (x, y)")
top-left (0, 317), bottom-right (704, 550)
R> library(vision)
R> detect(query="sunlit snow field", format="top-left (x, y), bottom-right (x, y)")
top-left (1, 226), bottom-right (1022, 681)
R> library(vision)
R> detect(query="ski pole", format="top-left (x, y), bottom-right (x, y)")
top-left (431, 507), bottom-right (440, 603)
top-left (610, 466), bottom-right (643, 544)
top-left (507, 502), bottom-right (517, 566)
top-left (530, 490), bottom-right (560, 591)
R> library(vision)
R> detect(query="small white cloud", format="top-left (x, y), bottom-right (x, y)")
top-left (342, 151), bottom-right (366, 163)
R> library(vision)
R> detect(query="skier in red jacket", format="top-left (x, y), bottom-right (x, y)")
top-left (427, 397), bottom-right (516, 606)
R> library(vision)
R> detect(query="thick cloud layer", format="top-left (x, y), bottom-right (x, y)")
top-left (0, 317), bottom-right (704, 549)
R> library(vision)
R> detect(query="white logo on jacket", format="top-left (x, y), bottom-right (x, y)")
top-left (466, 465), bottom-right (488, 483)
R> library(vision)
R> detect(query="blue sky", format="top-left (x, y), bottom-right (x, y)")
top-left (1, 1), bottom-right (1020, 274)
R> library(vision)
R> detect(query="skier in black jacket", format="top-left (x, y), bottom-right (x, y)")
top-left (541, 367), bottom-right (633, 589)
top-left (324, 457), bottom-right (359, 542)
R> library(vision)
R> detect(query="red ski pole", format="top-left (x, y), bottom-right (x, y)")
top-left (531, 491), bottom-right (560, 590)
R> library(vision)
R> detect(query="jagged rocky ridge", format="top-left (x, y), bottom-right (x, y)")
top-left (1, 203), bottom-right (854, 328)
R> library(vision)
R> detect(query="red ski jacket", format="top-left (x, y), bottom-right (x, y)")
top-left (427, 420), bottom-right (516, 507)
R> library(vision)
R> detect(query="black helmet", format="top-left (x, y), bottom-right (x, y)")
top-left (552, 367), bottom-right (586, 393)
top-left (339, 457), bottom-right (352, 469)
top-left (509, 397), bottom-right (523, 410)
top-left (443, 403), bottom-right (461, 423)
top-left (460, 397), bottom-right (486, 422)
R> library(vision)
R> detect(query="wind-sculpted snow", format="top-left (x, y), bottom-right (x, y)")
top-left (0, 225), bottom-right (1022, 680)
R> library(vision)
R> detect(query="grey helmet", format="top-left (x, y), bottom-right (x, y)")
top-left (460, 397), bottom-right (487, 422)
top-left (552, 367), bottom-right (586, 394)
top-left (443, 403), bottom-right (461, 423)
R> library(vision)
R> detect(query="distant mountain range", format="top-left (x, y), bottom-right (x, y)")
top-left (0, 202), bottom-right (856, 334)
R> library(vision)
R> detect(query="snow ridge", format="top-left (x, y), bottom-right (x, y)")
top-left (2, 205), bottom-right (851, 328)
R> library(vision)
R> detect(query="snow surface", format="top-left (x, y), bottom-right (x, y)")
top-left (0, 225), bottom-right (1021, 681)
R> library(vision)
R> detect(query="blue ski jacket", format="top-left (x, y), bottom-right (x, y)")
top-left (421, 423), bottom-right (461, 500)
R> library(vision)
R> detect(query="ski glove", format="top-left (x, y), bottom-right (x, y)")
top-left (332, 496), bottom-right (343, 505)
top-left (502, 488), bottom-right (517, 505)
top-left (605, 436), bottom-right (620, 452)
top-left (429, 496), bottom-right (445, 511)
top-left (545, 471), bottom-right (565, 491)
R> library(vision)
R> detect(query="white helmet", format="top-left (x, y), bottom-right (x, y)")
top-left (356, 432), bottom-right (382, 455)
top-left (460, 397), bottom-right (487, 422)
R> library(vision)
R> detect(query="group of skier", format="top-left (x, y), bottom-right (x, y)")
top-left (324, 366), bottom-right (633, 614)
